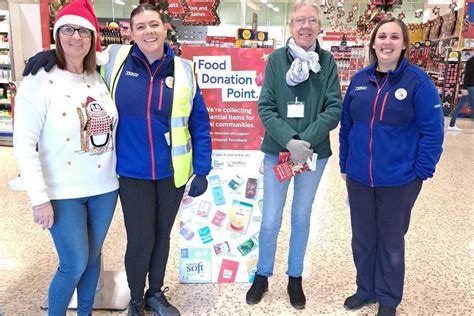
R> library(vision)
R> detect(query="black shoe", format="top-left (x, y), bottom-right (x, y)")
top-left (377, 305), bottom-right (397, 316)
top-left (145, 287), bottom-right (180, 316)
top-left (127, 299), bottom-right (145, 316)
top-left (246, 274), bottom-right (268, 305)
top-left (287, 276), bottom-right (306, 310)
top-left (343, 293), bottom-right (375, 310)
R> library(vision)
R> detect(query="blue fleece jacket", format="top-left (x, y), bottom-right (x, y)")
top-left (339, 58), bottom-right (444, 187)
top-left (114, 43), bottom-right (212, 181)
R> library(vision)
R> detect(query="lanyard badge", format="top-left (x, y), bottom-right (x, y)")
top-left (287, 97), bottom-right (305, 118)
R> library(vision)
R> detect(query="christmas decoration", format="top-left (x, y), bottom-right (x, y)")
top-left (414, 9), bottom-right (423, 19)
top-left (49, 0), bottom-right (69, 29)
top-left (182, 0), bottom-right (220, 26)
top-left (322, 0), bottom-right (354, 32)
top-left (370, 0), bottom-right (400, 12)
top-left (340, 33), bottom-right (347, 46)
top-left (448, 0), bottom-right (457, 11)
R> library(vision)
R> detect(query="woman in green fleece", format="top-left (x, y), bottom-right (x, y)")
top-left (245, 0), bottom-right (342, 310)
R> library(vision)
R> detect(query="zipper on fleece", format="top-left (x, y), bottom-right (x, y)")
top-left (135, 55), bottom-right (166, 180)
top-left (379, 92), bottom-right (389, 121)
top-left (368, 76), bottom-right (389, 187)
top-left (158, 79), bottom-right (164, 111)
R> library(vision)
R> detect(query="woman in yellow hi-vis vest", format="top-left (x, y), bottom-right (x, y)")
top-left (24, 4), bottom-right (212, 316)
top-left (104, 4), bottom-right (212, 315)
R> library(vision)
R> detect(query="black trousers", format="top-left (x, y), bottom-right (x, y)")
top-left (119, 176), bottom-right (185, 300)
top-left (346, 177), bottom-right (422, 308)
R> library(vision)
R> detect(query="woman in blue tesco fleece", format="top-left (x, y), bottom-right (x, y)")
top-left (103, 4), bottom-right (212, 315)
top-left (339, 17), bottom-right (444, 316)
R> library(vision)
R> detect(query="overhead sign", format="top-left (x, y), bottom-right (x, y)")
top-left (182, 0), bottom-right (220, 26)
top-left (237, 29), bottom-right (268, 41)
top-left (168, 0), bottom-right (186, 18)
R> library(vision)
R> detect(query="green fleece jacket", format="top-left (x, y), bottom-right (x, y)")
top-left (258, 40), bottom-right (342, 159)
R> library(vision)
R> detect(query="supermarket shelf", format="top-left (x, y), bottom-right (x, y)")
top-left (426, 70), bottom-right (440, 75)
top-left (429, 36), bottom-right (459, 42)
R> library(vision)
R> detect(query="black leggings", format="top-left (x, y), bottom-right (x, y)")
top-left (119, 176), bottom-right (185, 300)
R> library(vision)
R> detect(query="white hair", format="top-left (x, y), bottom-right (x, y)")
top-left (290, 0), bottom-right (322, 24)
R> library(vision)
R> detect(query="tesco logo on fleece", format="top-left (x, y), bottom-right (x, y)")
top-left (193, 56), bottom-right (261, 102)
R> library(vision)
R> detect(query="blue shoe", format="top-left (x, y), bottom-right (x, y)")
top-left (343, 293), bottom-right (375, 310)
top-left (127, 299), bottom-right (144, 316)
top-left (377, 305), bottom-right (396, 316)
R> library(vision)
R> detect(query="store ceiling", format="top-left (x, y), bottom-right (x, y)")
top-left (235, 0), bottom-right (429, 26)
top-left (94, 0), bottom-right (454, 26)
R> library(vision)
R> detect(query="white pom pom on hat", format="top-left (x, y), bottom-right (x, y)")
top-left (53, 0), bottom-right (109, 65)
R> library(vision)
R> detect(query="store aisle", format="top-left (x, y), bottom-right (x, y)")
top-left (1, 118), bottom-right (473, 315)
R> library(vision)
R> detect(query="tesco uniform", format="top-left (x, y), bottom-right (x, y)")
top-left (339, 58), bottom-right (444, 308)
top-left (101, 42), bottom-right (212, 301)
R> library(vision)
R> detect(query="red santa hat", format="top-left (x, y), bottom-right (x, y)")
top-left (53, 0), bottom-right (108, 65)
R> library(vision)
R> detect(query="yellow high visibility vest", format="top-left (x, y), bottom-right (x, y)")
top-left (101, 45), bottom-right (196, 187)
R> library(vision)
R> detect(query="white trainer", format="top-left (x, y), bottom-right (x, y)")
top-left (447, 125), bottom-right (462, 132)
top-left (8, 176), bottom-right (25, 191)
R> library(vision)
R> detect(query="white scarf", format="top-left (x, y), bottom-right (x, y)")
top-left (286, 38), bottom-right (321, 86)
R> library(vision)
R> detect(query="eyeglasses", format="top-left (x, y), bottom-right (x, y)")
top-left (292, 17), bottom-right (320, 26)
top-left (59, 26), bottom-right (93, 38)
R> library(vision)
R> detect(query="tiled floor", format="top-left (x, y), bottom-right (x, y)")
top-left (1, 118), bottom-right (473, 315)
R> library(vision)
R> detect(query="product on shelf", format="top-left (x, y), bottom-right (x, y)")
top-left (429, 16), bottom-right (443, 40)
top-left (441, 10), bottom-right (458, 38)
top-left (441, 50), bottom-right (461, 114)
top-left (99, 25), bottom-right (123, 46)
top-left (331, 45), bottom-right (365, 96)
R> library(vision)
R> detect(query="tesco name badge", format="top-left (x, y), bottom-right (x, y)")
top-left (395, 88), bottom-right (407, 100)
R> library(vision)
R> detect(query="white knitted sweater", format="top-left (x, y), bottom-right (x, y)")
top-left (14, 67), bottom-right (119, 205)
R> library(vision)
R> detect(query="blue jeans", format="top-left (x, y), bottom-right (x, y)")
top-left (450, 86), bottom-right (474, 126)
top-left (48, 190), bottom-right (118, 316)
top-left (257, 154), bottom-right (328, 277)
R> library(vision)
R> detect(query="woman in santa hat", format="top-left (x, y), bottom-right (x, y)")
top-left (23, 2), bottom-right (212, 315)
top-left (13, 0), bottom-right (118, 315)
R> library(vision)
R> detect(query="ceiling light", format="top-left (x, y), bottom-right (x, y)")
top-left (266, 3), bottom-right (274, 8)
top-left (273, 7), bottom-right (280, 12)
top-left (260, 0), bottom-right (268, 3)
top-left (114, 0), bottom-right (125, 5)
top-left (247, 1), bottom-right (261, 11)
